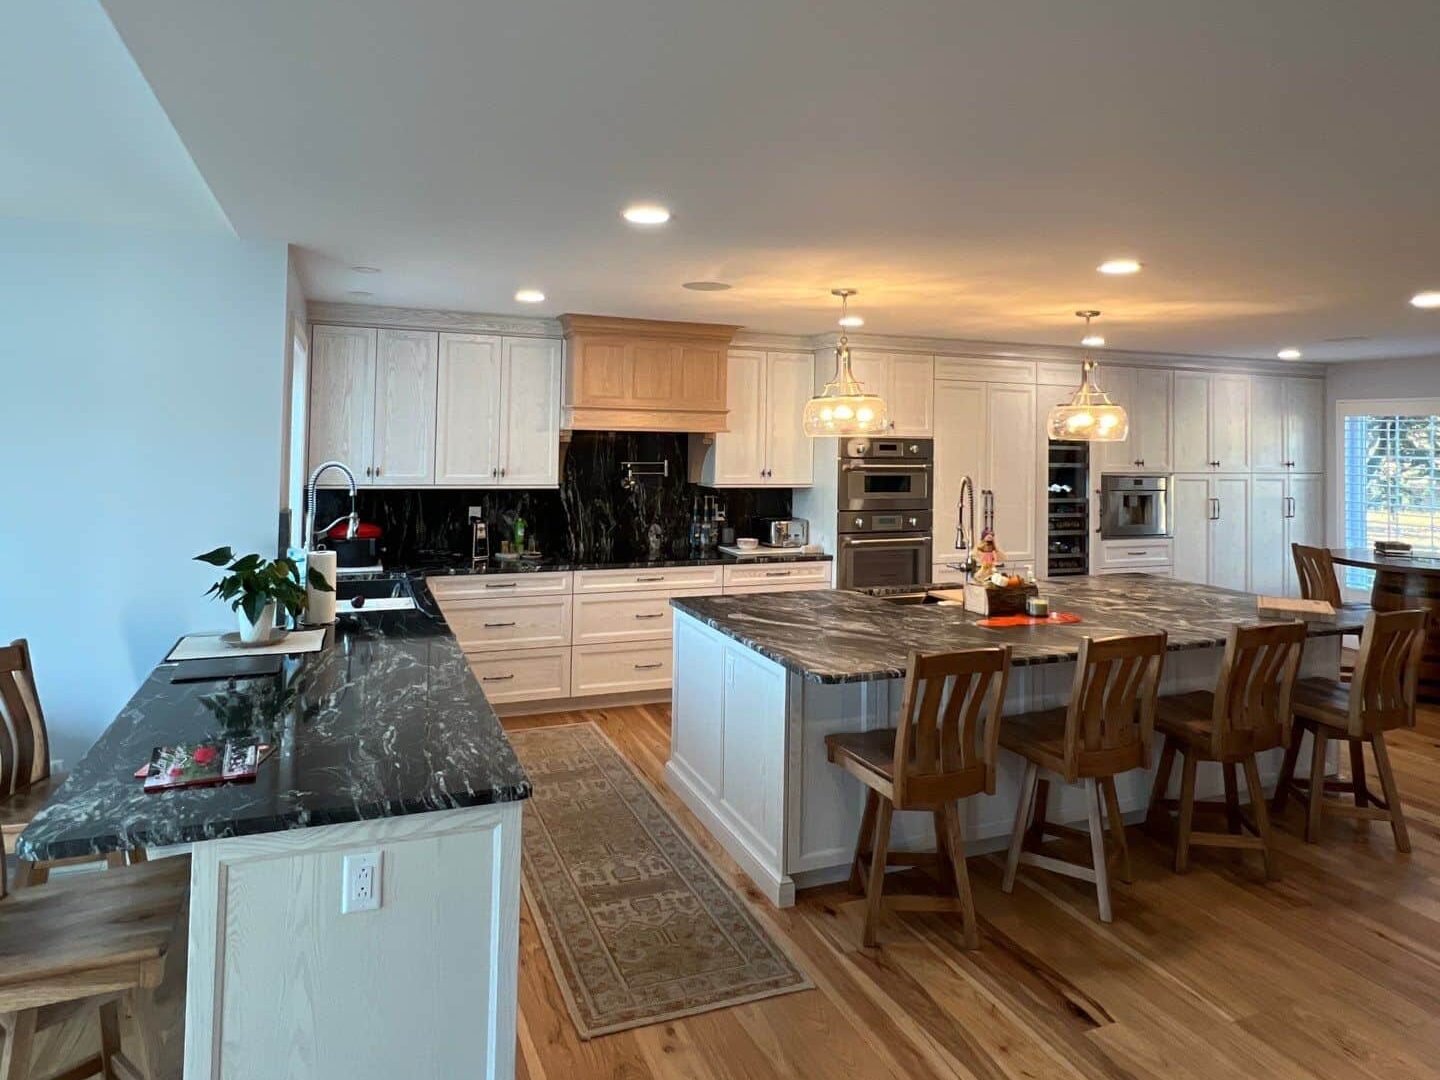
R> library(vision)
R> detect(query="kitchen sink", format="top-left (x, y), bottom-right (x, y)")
top-left (335, 574), bottom-right (416, 613)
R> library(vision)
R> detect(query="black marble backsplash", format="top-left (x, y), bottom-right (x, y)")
top-left (316, 432), bottom-right (792, 566)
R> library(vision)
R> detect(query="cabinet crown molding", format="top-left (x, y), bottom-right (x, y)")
top-left (309, 302), bottom-right (560, 337)
top-left (559, 313), bottom-right (743, 341)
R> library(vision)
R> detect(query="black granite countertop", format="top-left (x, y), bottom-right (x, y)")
top-left (410, 551), bottom-right (831, 576)
top-left (671, 575), bottom-right (1369, 684)
top-left (18, 587), bottom-right (530, 861)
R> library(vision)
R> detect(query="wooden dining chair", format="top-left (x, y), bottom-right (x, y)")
top-left (1147, 622), bottom-right (1306, 880)
top-left (1000, 632), bottom-right (1167, 923)
top-left (825, 646), bottom-right (1011, 949)
top-left (1, 640), bottom-right (145, 886)
top-left (1292, 544), bottom-right (1343, 606)
top-left (0, 848), bottom-right (189, 1079)
top-left (1273, 609), bottom-right (1427, 852)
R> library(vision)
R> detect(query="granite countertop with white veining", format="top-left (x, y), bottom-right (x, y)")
top-left (18, 584), bottom-right (530, 861)
top-left (671, 575), bottom-right (1369, 684)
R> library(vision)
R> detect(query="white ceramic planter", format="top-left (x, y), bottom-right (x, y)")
top-left (237, 602), bottom-right (277, 644)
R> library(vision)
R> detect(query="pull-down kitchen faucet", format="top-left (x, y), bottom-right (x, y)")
top-left (305, 460), bottom-right (360, 551)
top-left (954, 475), bottom-right (977, 580)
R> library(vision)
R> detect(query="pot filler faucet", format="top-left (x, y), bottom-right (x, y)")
top-left (305, 460), bottom-right (360, 552)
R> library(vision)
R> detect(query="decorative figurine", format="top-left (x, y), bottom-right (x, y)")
top-left (973, 527), bottom-right (1006, 585)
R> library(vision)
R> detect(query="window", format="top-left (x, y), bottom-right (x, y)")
top-left (1341, 407), bottom-right (1440, 589)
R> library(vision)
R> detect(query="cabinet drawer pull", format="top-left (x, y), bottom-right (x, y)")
top-left (634, 662), bottom-right (663, 671)
top-left (634, 612), bottom-right (665, 620)
top-left (481, 673), bottom-right (514, 682)
top-left (484, 582), bottom-right (517, 589)
top-left (1125, 551), bottom-right (1148, 557)
top-left (483, 621), bottom-right (516, 628)
top-left (764, 570), bottom-right (794, 577)
top-left (635, 575), bottom-right (666, 582)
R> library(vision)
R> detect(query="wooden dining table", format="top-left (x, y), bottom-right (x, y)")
top-left (1331, 547), bottom-right (1440, 702)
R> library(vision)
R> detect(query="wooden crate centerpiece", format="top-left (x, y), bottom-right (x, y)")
top-left (962, 580), bottom-right (1040, 616)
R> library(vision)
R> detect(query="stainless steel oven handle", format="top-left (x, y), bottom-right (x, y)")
top-left (842, 536), bottom-right (930, 546)
top-left (842, 462), bottom-right (932, 471)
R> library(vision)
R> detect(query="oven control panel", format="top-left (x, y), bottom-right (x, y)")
top-left (842, 438), bottom-right (932, 460)
top-left (841, 510), bottom-right (933, 534)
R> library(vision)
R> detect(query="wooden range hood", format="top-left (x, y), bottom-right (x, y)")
top-left (559, 314), bottom-right (741, 432)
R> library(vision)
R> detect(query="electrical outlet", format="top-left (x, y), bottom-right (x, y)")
top-left (468, 505), bottom-right (485, 520)
top-left (341, 851), bottom-right (382, 914)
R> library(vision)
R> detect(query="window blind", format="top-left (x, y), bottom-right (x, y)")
top-left (1342, 413), bottom-right (1440, 587)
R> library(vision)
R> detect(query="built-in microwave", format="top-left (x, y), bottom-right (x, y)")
top-left (1099, 474), bottom-right (1171, 539)
top-left (838, 438), bottom-right (933, 511)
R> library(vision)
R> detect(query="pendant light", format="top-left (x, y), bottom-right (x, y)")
top-left (803, 289), bottom-right (890, 437)
top-left (1045, 311), bottom-right (1129, 442)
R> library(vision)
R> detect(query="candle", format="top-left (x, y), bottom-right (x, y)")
top-left (1025, 596), bottom-right (1049, 618)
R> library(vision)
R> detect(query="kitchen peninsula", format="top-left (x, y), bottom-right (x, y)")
top-left (667, 576), bottom-right (1362, 906)
top-left (18, 588), bottom-right (529, 1079)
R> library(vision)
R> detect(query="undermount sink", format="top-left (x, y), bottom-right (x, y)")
top-left (879, 590), bottom-right (962, 606)
top-left (335, 575), bottom-right (416, 613)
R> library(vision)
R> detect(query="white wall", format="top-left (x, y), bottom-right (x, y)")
top-left (0, 221), bottom-right (290, 764)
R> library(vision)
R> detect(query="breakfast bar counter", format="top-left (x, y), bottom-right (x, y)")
top-left (666, 575), bottom-right (1360, 905)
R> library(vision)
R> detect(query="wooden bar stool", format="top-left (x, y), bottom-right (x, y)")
top-left (1273, 609), bottom-right (1427, 851)
top-left (0, 849), bottom-right (189, 1080)
top-left (1147, 622), bottom-right (1306, 879)
top-left (1, 640), bottom-right (146, 886)
top-left (825, 646), bottom-right (1011, 949)
top-left (1000, 632), bottom-right (1167, 924)
top-left (1292, 544), bottom-right (1359, 680)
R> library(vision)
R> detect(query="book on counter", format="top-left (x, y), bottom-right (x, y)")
top-left (142, 740), bottom-right (261, 792)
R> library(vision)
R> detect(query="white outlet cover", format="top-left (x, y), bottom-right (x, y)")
top-left (469, 505), bottom-right (485, 519)
top-left (342, 851), bottom-right (382, 914)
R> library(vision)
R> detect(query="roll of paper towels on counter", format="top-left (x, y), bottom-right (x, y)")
top-left (306, 550), bottom-right (337, 624)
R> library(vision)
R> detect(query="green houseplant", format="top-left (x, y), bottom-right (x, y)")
top-left (195, 546), bottom-right (333, 643)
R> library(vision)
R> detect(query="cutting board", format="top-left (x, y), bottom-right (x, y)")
top-left (165, 628), bottom-right (327, 662)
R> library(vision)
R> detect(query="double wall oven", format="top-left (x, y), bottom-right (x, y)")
top-left (835, 438), bottom-right (934, 589)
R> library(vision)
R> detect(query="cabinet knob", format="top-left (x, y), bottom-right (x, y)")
top-left (364, 466), bottom-right (372, 478)
top-left (491, 467), bottom-right (498, 478)
top-left (375, 465), bottom-right (382, 476)
top-left (500, 467), bottom-right (506, 478)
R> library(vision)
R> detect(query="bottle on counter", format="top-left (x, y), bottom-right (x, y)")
top-left (512, 514), bottom-right (527, 553)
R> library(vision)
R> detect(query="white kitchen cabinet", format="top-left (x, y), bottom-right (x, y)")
top-left (497, 337), bottom-right (562, 487)
top-left (1173, 372), bottom-right (1249, 473)
top-left (695, 350), bottom-right (813, 487)
top-left (1097, 367), bottom-right (1171, 473)
top-left (933, 379), bottom-right (1035, 569)
top-left (371, 329), bottom-right (439, 485)
top-left (434, 333), bottom-right (561, 487)
top-left (1251, 376), bottom-right (1325, 474)
top-left (1171, 474), bottom-right (1249, 591)
top-left (836, 349), bottom-right (933, 436)
top-left (1250, 473), bottom-right (1325, 597)
top-left (308, 325), bottom-right (377, 484)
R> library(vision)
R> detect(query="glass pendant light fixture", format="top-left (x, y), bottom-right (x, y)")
top-left (1045, 311), bottom-right (1129, 442)
top-left (803, 288), bottom-right (890, 437)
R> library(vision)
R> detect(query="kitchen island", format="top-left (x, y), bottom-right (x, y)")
top-left (19, 586), bottom-right (529, 1080)
top-left (667, 576), bottom-right (1362, 906)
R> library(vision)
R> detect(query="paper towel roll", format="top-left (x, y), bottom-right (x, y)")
top-left (306, 550), bottom-right (338, 625)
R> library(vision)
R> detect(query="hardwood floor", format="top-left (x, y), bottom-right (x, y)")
top-left (23, 704), bottom-right (1440, 1078)
top-left (507, 703), bottom-right (1440, 1080)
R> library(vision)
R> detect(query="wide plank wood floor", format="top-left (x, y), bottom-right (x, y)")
top-left (506, 704), bottom-right (1440, 1080)
top-left (23, 704), bottom-right (1440, 1078)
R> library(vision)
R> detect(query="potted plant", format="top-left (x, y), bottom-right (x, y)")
top-left (195, 547), bottom-right (333, 643)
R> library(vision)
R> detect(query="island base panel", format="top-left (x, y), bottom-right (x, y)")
top-left (1372, 569), bottom-right (1440, 702)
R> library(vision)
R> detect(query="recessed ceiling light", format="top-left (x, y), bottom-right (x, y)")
top-left (345, 289), bottom-right (373, 298)
top-left (514, 288), bottom-right (546, 303)
top-left (623, 204), bottom-right (671, 225)
top-left (1277, 347), bottom-right (1303, 360)
top-left (682, 280), bottom-right (731, 291)
top-left (838, 314), bottom-right (864, 328)
top-left (1097, 258), bottom-right (1142, 275)
top-left (1411, 290), bottom-right (1440, 309)
top-left (1081, 334), bottom-right (1106, 347)
top-left (350, 265), bottom-right (381, 274)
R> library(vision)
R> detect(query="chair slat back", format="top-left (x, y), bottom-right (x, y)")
top-left (892, 647), bottom-right (1011, 806)
top-left (1292, 544), bottom-right (1343, 606)
top-left (1062, 633), bottom-right (1167, 780)
top-left (1349, 609), bottom-right (1428, 736)
top-left (1209, 622), bottom-right (1307, 756)
top-left (0, 639), bottom-right (51, 800)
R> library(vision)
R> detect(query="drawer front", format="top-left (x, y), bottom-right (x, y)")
top-left (574, 565), bottom-right (724, 594)
top-left (427, 572), bottom-right (572, 599)
top-left (722, 561), bottom-right (831, 588)
top-left (1098, 540), bottom-right (1173, 569)
top-left (467, 647), bottom-right (570, 703)
top-left (722, 582), bottom-right (830, 595)
top-left (441, 595), bottom-right (572, 651)
top-left (572, 590), bottom-right (707, 644)
top-left (572, 642), bottom-right (673, 696)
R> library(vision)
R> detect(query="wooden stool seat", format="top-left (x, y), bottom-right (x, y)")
top-left (825, 646), bottom-right (1011, 949)
top-left (0, 774), bottom-right (64, 852)
top-left (1148, 622), bottom-right (1306, 881)
top-left (1001, 632), bottom-right (1168, 924)
top-left (1274, 609), bottom-right (1427, 852)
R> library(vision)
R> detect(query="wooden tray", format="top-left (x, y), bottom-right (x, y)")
top-left (962, 581), bottom-right (1040, 616)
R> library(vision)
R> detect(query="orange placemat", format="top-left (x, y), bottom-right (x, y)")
top-left (976, 613), bottom-right (1083, 628)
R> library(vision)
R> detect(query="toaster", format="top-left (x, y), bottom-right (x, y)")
top-left (756, 518), bottom-right (809, 548)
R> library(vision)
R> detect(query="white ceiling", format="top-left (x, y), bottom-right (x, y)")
top-left (100, 0), bottom-right (1440, 361)
top-left (0, 2), bottom-right (228, 232)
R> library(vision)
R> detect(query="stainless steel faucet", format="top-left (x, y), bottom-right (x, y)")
top-left (305, 461), bottom-right (360, 551)
top-left (954, 475), bottom-right (978, 580)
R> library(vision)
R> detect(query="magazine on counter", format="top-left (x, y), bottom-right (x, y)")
top-left (142, 741), bottom-right (261, 792)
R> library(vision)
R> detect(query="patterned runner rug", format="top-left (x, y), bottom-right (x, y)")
top-left (508, 722), bottom-right (812, 1038)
